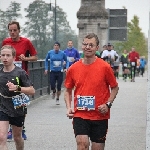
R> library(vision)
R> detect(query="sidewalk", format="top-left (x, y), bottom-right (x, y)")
top-left (7, 75), bottom-right (147, 150)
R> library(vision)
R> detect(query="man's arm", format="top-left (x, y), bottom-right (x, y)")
top-left (75, 50), bottom-right (80, 61)
top-left (64, 88), bottom-right (74, 118)
top-left (64, 88), bottom-right (72, 109)
top-left (63, 51), bottom-right (68, 69)
top-left (120, 55), bottom-right (123, 63)
top-left (101, 50), bottom-right (105, 58)
top-left (107, 86), bottom-right (119, 103)
top-left (45, 52), bottom-right (50, 71)
top-left (6, 82), bottom-right (35, 95)
top-left (98, 85), bottom-right (119, 114)
top-left (137, 52), bottom-right (140, 59)
top-left (22, 55), bottom-right (38, 61)
top-left (114, 51), bottom-right (119, 61)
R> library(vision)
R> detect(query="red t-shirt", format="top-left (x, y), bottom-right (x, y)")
top-left (2, 37), bottom-right (37, 72)
top-left (65, 58), bottom-right (118, 120)
top-left (128, 51), bottom-right (139, 62)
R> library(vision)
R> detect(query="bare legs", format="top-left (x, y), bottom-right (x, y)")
top-left (0, 121), bottom-right (24, 150)
top-left (0, 121), bottom-right (9, 150)
top-left (12, 125), bottom-right (24, 150)
top-left (76, 135), bottom-right (105, 150)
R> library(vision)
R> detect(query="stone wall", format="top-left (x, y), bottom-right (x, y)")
top-left (77, 0), bottom-right (108, 51)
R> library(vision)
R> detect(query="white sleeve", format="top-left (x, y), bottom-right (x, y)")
top-left (101, 50), bottom-right (106, 58)
top-left (114, 51), bottom-right (119, 56)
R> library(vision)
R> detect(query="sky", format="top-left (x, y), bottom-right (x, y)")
top-left (0, 0), bottom-right (149, 37)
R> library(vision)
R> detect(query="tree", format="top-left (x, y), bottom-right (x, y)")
top-left (5, 1), bottom-right (22, 22)
top-left (0, 0), bottom-right (78, 59)
top-left (0, 10), bottom-right (8, 43)
top-left (0, 1), bottom-right (22, 44)
top-left (23, 0), bottom-right (78, 59)
top-left (23, 0), bottom-right (51, 59)
top-left (114, 15), bottom-right (147, 57)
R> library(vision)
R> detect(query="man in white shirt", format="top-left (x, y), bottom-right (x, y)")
top-left (101, 43), bottom-right (118, 69)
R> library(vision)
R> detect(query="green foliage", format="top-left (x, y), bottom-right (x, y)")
top-left (23, 0), bottom-right (78, 59)
top-left (5, 1), bottom-right (22, 21)
top-left (114, 15), bottom-right (147, 57)
top-left (0, 0), bottom-right (78, 59)
top-left (0, 9), bottom-right (8, 42)
top-left (0, 1), bottom-right (22, 44)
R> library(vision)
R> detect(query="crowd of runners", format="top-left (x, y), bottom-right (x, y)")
top-left (0, 21), bottom-right (146, 150)
top-left (100, 44), bottom-right (147, 82)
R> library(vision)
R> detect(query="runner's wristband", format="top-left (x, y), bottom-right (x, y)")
top-left (16, 85), bottom-right (21, 92)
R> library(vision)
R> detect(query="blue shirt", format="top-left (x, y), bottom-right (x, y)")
top-left (45, 50), bottom-right (67, 71)
top-left (140, 59), bottom-right (146, 68)
top-left (64, 47), bottom-right (80, 68)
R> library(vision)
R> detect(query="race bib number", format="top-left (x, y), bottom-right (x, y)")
top-left (53, 61), bottom-right (61, 67)
top-left (131, 62), bottom-right (135, 66)
top-left (123, 63), bottom-right (127, 67)
top-left (14, 61), bottom-right (22, 68)
top-left (67, 57), bottom-right (74, 62)
top-left (12, 93), bottom-right (30, 109)
top-left (77, 95), bottom-right (95, 111)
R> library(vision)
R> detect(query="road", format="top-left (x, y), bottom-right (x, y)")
top-left (7, 75), bottom-right (147, 150)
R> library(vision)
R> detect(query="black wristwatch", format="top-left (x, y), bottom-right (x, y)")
top-left (106, 102), bottom-right (112, 108)
top-left (16, 85), bottom-right (21, 92)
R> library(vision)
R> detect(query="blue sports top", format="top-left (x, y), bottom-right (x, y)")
top-left (64, 47), bottom-right (80, 68)
top-left (45, 50), bottom-right (67, 71)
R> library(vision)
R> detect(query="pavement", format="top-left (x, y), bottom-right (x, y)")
top-left (7, 74), bottom-right (147, 150)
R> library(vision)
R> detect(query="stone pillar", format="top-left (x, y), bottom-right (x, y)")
top-left (77, 0), bottom-right (108, 51)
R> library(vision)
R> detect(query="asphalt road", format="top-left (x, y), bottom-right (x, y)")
top-left (7, 75), bottom-right (147, 150)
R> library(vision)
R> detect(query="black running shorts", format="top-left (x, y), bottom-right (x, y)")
top-left (73, 117), bottom-right (108, 143)
top-left (0, 111), bottom-right (25, 127)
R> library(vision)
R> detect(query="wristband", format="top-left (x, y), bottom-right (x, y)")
top-left (16, 85), bottom-right (21, 92)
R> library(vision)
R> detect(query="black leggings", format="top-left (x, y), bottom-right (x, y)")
top-left (130, 62), bottom-right (137, 79)
top-left (50, 71), bottom-right (63, 91)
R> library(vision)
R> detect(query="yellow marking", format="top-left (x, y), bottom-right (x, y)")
top-left (16, 77), bottom-right (19, 85)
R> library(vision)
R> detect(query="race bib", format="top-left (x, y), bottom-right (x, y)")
top-left (77, 95), bottom-right (95, 111)
top-left (67, 57), bottom-right (74, 62)
top-left (14, 61), bottom-right (22, 68)
top-left (53, 61), bottom-right (61, 67)
top-left (12, 93), bottom-right (30, 109)
top-left (123, 63), bottom-right (127, 67)
top-left (131, 62), bottom-right (135, 66)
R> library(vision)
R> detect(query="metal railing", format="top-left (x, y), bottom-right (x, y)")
top-left (28, 60), bottom-right (50, 99)
top-left (0, 60), bottom-right (51, 100)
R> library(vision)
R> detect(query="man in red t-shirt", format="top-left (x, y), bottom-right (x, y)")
top-left (2, 21), bottom-right (37, 73)
top-left (64, 33), bottom-right (119, 150)
top-left (1, 21), bottom-right (37, 140)
top-left (128, 47), bottom-right (139, 82)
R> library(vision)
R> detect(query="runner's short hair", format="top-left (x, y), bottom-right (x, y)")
top-left (84, 33), bottom-right (99, 46)
top-left (8, 21), bottom-right (20, 30)
top-left (1, 45), bottom-right (16, 57)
